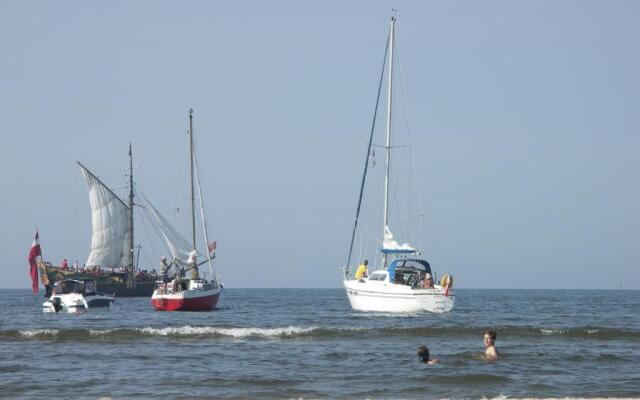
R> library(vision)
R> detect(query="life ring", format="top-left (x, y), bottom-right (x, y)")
top-left (440, 274), bottom-right (453, 289)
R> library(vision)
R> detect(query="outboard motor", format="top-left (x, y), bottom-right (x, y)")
top-left (52, 297), bottom-right (62, 313)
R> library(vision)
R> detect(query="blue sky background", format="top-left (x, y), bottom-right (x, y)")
top-left (1, 0), bottom-right (638, 289)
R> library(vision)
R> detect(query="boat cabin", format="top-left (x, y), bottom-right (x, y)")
top-left (387, 259), bottom-right (432, 287)
top-left (52, 279), bottom-right (98, 295)
top-left (154, 277), bottom-right (212, 294)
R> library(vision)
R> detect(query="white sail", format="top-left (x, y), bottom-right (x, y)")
top-left (79, 163), bottom-right (131, 268)
top-left (142, 194), bottom-right (193, 264)
top-left (382, 225), bottom-right (416, 253)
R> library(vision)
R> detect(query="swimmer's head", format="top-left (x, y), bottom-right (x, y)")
top-left (417, 345), bottom-right (430, 363)
top-left (484, 329), bottom-right (497, 347)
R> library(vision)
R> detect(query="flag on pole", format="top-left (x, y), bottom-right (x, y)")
top-left (208, 240), bottom-right (217, 256)
top-left (27, 231), bottom-right (42, 293)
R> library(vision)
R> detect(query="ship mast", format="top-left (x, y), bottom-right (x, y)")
top-left (382, 16), bottom-right (395, 269)
top-left (127, 143), bottom-right (136, 289)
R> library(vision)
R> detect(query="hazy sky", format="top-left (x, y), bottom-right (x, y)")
top-left (1, 0), bottom-right (638, 289)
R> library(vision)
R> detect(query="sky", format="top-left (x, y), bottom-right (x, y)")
top-left (1, 0), bottom-right (638, 289)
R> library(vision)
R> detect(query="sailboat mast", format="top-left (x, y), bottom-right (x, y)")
top-left (188, 108), bottom-right (197, 252)
top-left (382, 16), bottom-right (395, 268)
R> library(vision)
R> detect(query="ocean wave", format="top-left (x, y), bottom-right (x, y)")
top-left (541, 328), bottom-right (568, 335)
top-left (2, 325), bottom-right (638, 341)
top-left (19, 329), bottom-right (60, 337)
top-left (138, 325), bottom-right (316, 338)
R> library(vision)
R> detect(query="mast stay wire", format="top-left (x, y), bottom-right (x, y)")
top-left (394, 28), bottom-right (427, 253)
top-left (345, 30), bottom-right (390, 272)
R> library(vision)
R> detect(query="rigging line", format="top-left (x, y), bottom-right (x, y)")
top-left (346, 30), bottom-right (390, 271)
top-left (174, 125), bottom-right (189, 230)
top-left (356, 218), bottom-right (381, 243)
top-left (142, 206), bottom-right (174, 257)
top-left (388, 30), bottom-right (408, 245)
top-left (390, 147), bottom-right (408, 242)
top-left (71, 163), bottom-right (80, 263)
top-left (135, 187), bottom-right (174, 257)
top-left (134, 204), bottom-right (163, 263)
top-left (395, 30), bottom-right (427, 251)
top-left (137, 245), bottom-right (155, 273)
top-left (192, 132), bottom-right (216, 280)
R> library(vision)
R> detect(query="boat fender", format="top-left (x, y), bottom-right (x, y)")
top-left (440, 274), bottom-right (453, 289)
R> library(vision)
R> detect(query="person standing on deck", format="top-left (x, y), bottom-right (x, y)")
top-left (355, 260), bottom-right (369, 280)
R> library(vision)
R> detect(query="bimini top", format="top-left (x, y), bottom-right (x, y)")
top-left (387, 259), bottom-right (432, 281)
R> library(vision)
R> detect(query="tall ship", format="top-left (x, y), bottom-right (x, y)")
top-left (342, 16), bottom-right (455, 313)
top-left (39, 145), bottom-right (157, 297)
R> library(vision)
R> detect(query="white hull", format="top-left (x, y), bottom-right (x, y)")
top-left (343, 279), bottom-right (454, 313)
top-left (43, 293), bottom-right (114, 313)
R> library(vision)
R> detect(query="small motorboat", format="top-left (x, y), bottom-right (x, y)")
top-left (43, 279), bottom-right (115, 313)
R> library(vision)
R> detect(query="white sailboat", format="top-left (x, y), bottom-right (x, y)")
top-left (342, 16), bottom-right (455, 314)
top-left (150, 109), bottom-right (221, 311)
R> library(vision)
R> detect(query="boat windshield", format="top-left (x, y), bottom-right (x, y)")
top-left (54, 281), bottom-right (85, 294)
top-left (83, 281), bottom-right (96, 294)
top-left (368, 272), bottom-right (387, 281)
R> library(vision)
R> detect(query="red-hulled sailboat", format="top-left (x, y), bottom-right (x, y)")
top-left (151, 109), bottom-right (222, 311)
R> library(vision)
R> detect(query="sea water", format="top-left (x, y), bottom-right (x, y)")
top-left (1, 288), bottom-right (638, 399)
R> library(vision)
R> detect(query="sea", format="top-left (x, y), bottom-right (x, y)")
top-left (1, 288), bottom-right (639, 399)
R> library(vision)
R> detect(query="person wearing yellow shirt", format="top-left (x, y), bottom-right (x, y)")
top-left (355, 260), bottom-right (369, 280)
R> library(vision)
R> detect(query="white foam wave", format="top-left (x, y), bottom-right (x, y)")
top-left (586, 329), bottom-right (600, 335)
top-left (139, 325), bottom-right (316, 338)
top-left (20, 329), bottom-right (60, 337)
top-left (89, 329), bottom-right (112, 335)
top-left (540, 329), bottom-right (567, 335)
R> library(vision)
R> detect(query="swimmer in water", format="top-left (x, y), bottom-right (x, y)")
top-left (483, 329), bottom-right (500, 360)
top-left (417, 345), bottom-right (439, 365)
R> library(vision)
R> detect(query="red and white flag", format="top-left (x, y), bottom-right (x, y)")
top-left (208, 240), bottom-right (217, 256)
top-left (27, 231), bottom-right (42, 293)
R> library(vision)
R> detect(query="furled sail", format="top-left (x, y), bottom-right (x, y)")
top-left (141, 193), bottom-right (193, 264)
top-left (381, 225), bottom-right (416, 254)
top-left (79, 163), bottom-right (131, 268)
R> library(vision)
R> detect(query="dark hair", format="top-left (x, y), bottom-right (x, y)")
top-left (484, 329), bottom-right (497, 341)
top-left (364, 260), bottom-right (368, 265)
top-left (417, 345), bottom-right (430, 363)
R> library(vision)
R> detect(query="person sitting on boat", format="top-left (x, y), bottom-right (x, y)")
top-left (417, 345), bottom-right (439, 365)
top-left (421, 273), bottom-right (434, 289)
top-left (354, 260), bottom-right (368, 281)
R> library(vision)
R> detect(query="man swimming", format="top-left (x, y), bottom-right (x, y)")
top-left (417, 345), bottom-right (439, 365)
top-left (483, 329), bottom-right (500, 360)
